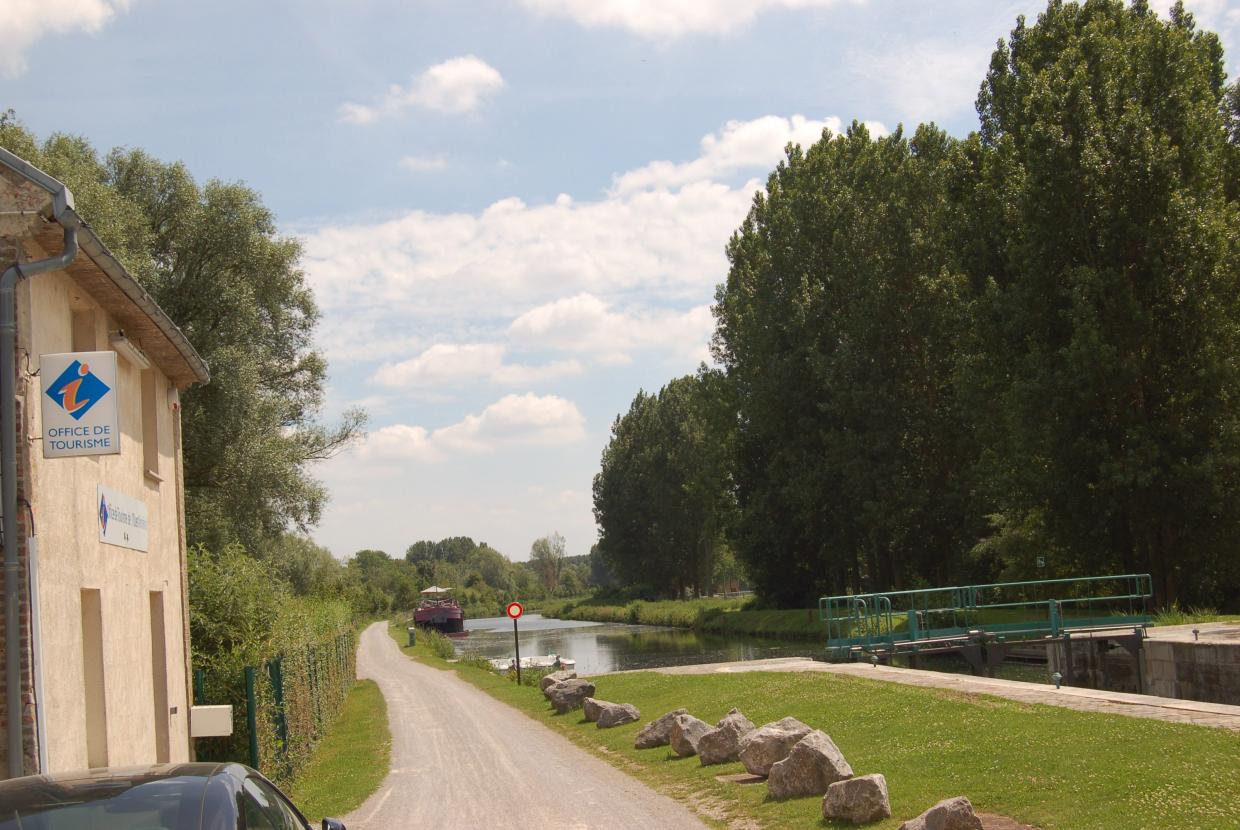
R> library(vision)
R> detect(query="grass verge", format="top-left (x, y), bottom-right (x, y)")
top-left (384, 623), bottom-right (1240, 830)
top-left (287, 679), bottom-right (390, 822)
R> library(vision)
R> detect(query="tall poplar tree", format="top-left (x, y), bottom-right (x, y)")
top-left (961, 0), bottom-right (1240, 605)
top-left (593, 371), bottom-right (735, 597)
top-left (713, 124), bottom-right (977, 605)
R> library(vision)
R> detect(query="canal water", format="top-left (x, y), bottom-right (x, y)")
top-left (458, 614), bottom-right (823, 674)
top-left (457, 614), bottom-right (1052, 682)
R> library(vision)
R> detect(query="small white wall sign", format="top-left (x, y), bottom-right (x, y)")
top-left (40, 351), bottom-right (120, 458)
top-left (97, 485), bottom-right (149, 552)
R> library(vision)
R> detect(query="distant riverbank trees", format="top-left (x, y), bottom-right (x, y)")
top-left (596, 1), bottom-right (1240, 610)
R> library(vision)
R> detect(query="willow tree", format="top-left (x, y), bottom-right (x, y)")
top-left (0, 120), bottom-right (364, 553)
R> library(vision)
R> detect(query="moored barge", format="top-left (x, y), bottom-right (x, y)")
top-left (414, 585), bottom-right (466, 636)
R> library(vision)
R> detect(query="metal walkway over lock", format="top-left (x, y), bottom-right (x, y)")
top-left (819, 574), bottom-right (1153, 670)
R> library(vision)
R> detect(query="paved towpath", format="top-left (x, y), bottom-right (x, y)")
top-left (638, 657), bottom-right (1240, 731)
top-left (343, 622), bottom-right (708, 830)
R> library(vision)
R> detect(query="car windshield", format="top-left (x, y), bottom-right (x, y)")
top-left (0, 774), bottom-right (207, 830)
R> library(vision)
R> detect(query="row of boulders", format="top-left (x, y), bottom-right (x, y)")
top-left (539, 670), bottom-right (642, 729)
top-left (540, 670), bottom-right (593, 714)
top-left (583, 696), bottom-right (641, 728)
top-left (539, 671), bottom-right (982, 829)
top-left (633, 706), bottom-right (982, 829)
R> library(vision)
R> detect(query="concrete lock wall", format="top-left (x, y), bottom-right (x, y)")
top-left (1048, 636), bottom-right (1240, 706)
top-left (14, 267), bottom-right (192, 772)
top-left (1142, 640), bottom-right (1240, 705)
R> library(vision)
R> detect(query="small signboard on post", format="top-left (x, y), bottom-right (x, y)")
top-left (506, 601), bottom-right (524, 683)
top-left (40, 351), bottom-right (120, 458)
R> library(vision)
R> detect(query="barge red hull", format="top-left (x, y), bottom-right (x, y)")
top-left (414, 598), bottom-right (466, 635)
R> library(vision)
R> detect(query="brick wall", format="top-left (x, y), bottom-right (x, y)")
top-left (0, 395), bottom-right (37, 779)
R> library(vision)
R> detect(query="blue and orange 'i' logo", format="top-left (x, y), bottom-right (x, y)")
top-left (46, 360), bottom-right (110, 420)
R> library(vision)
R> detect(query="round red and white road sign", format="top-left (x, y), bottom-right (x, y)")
top-left (505, 601), bottom-right (524, 619)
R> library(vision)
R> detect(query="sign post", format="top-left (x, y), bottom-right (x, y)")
top-left (506, 601), bottom-right (524, 684)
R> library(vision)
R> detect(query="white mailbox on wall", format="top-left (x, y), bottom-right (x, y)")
top-left (190, 705), bottom-right (234, 738)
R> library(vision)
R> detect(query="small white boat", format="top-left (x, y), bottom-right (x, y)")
top-left (488, 654), bottom-right (568, 672)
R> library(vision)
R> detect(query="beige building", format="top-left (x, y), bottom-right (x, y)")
top-left (0, 148), bottom-right (210, 778)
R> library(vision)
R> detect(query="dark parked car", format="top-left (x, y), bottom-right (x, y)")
top-left (0, 762), bottom-right (346, 830)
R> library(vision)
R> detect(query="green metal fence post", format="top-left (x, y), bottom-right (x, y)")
top-left (268, 658), bottom-right (289, 757)
top-left (193, 668), bottom-right (206, 706)
top-left (307, 643), bottom-right (320, 731)
top-left (244, 666), bottom-right (260, 770)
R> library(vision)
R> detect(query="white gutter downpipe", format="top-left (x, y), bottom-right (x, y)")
top-left (2, 218), bottom-right (77, 777)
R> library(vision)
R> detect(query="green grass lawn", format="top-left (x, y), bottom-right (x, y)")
top-left (287, 679), bottom-right (390, 822)
top-left (383, 623), bottom-right (1240, 829)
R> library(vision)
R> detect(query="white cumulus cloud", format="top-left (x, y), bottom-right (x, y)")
top-left (301, 113), bottom-right (880, 372)
top-left (371, 342), bottom-right (583, 388)
top-left (509, 294), bottom-right (713, 365)
top-left (851, 39), bottom-right (992, 126)
top-left (340, 55), bottom-right (504, 124)
top-left (301, 178), bottom-right (750, 363)
top-left (2, 0), bottom-right (132, 78)
top-left (360, 393), bottom-right (586, 460)
top-left (612, 114), bottom-right (887, 194)
top-left (517, 0), bottom-right (865, 39)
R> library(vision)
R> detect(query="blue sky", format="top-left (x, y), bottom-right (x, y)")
top-left (5, 0), bottom-right (1238, 562)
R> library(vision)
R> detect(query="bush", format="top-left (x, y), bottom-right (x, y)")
top-left (416, 626), bottom-right (458, 660)
top-left (189, 545), bottom-right (356, 786)
top-left (1153, 603), bottom-right (1224, 627)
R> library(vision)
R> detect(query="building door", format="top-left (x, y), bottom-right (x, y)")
top-left (80, 589), bottom-right (108, 768)
top-left (149, 591), bottom-right (170, 763)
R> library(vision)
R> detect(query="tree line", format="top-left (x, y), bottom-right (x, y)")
top-left (595, 1), bottom-right (1240, 610)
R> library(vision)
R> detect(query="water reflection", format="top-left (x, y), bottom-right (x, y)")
top-left (457, 614), bottom-right (824, 674)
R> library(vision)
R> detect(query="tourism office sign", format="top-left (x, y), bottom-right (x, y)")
top-left (40, 351), bottom-right (120, 458)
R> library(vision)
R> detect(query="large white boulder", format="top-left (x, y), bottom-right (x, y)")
top-left (546, 678), bottom-right (596, 714)
top-left (540, 670), bottom-right (576, 695)
top-left (898, 796), bottom-right (984, 830)
top-left (767, 730), bottom-right (853, 798)
top-left (698, 708), bottom-right (756, 766)
top-left (823, 773), bottom-right (891, 823)
top-left (634, 709), bottom-right (688, 749)
top-left (738, 716), bottom-right (813, 777)
top-left (669, 713), bottom-right (712, 757)
top-left (596, 702), bottom-right (641, 729)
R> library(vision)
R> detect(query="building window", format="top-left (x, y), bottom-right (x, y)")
top-left (141, 370), bottom-right (160, 478)
top-left (80, 589), bottom-right (109, 769)
top-left (149, 592), bottom-right (170, 763)
top-left (71, 309), bottom-right (96, 352)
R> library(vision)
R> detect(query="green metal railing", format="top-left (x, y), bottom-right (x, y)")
top-left (819, 573), bottom-right (1152, 660)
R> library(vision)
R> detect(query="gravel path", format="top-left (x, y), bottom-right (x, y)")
top-left (343, 622), bottom-right (709, 830)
